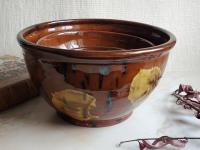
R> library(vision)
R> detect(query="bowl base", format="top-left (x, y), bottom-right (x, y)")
top-left (57, 111), bottom-right (133, 127)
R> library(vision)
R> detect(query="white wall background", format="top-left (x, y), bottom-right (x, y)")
top-left (0, 0), bottom-right (200, 72)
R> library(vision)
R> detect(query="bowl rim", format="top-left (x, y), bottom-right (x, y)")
top-left (17, 18), bottom-right (176, 59)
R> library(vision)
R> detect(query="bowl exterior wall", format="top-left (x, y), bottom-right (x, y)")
top-left (22, 48), bottom-right (169, 127)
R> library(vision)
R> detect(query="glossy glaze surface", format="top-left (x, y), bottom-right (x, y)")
top-left (37, 31), bottom-right (154, 50)
top-left (17, 19), bottom-right (176, 127)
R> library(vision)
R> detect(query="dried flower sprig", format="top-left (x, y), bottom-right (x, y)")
top-left (118, 136), bottom-right (200, 150)
top-left (172, 84), bottom-right (200, 119)
top-left (118, 84), bottom-right (200, 149)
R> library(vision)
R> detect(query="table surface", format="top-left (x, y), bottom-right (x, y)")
top-left (0, 71), bottom-right (200, 150)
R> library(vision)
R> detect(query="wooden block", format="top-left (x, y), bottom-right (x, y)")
top-left (0, 55), bottom-right (38, 111)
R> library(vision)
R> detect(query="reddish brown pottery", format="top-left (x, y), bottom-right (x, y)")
top-left (17, 19), bottom-right (176, 127)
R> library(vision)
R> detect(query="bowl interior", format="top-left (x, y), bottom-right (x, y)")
top-left (21, 19), bottom-right (172, 53)
top-left (36, 31), bottom-right (154, 50)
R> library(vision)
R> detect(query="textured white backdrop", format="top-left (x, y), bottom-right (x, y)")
top-left (0, 0), bottom-right (200, 72)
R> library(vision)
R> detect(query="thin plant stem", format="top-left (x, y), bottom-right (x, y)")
top-left (118, 137), bottom-right (200, 147)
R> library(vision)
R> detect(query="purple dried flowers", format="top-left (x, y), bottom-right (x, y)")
top-left (172, 84), bottom-right (200, 119)
top-left (137, 136), bottom-right (188, 150)
top-left (118, 136), bottom-right (200, 149)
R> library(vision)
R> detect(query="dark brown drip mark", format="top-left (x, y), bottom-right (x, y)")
top-left (72, 64), bottom-right (76, 74)
top-left (54, 63), bottom-right (67, 81)
top-left (91, 121), bottom-right (97, 127)
top-left (115, 77), bottom-right (119, 88)
top-left (85, 74), bottom-right (90, 85)
top-left (122, 64), bottom-right (127, 75)
top-left (81, 80), bottom-right (86, 89)
top-left (99, 74), bottom-right (104, 89)
top-left (115, 117), bottom-right (123, 123)
top-left (111, 91), bottom-right (117, 97)
top-left (63, 64), bottom-right (67, 81)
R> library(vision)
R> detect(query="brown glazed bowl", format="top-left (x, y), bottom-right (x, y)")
top-left (17, 19), bottom-right (176, 127)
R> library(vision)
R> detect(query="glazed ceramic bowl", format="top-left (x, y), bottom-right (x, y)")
top-left (17, 19), bottom-right (176, 127)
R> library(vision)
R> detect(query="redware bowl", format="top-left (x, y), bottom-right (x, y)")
top-left (17, 19), bottom-right (176, 127)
